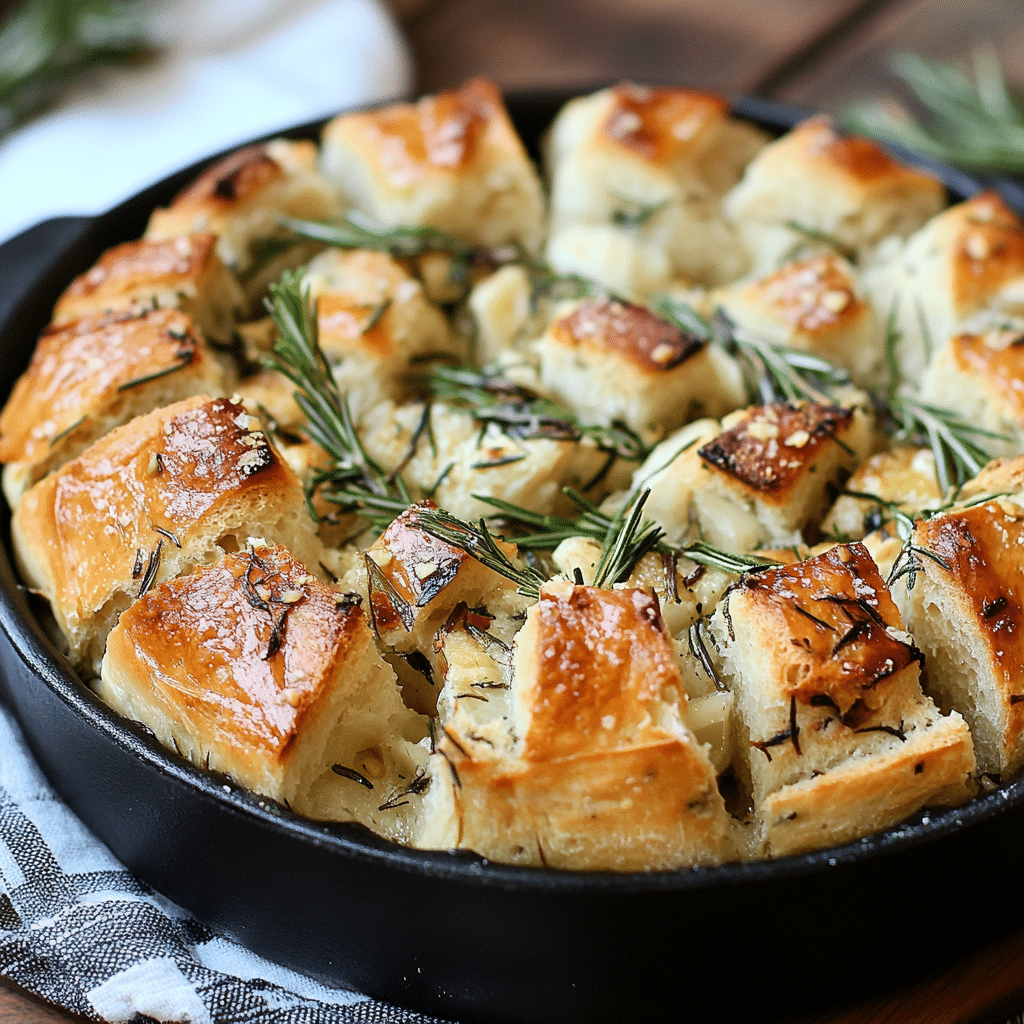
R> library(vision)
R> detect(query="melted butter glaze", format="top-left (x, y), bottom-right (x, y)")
top-left (947, 193), bottom-right (1024, 311)
top-left (732, 543), bottom-right (921, 714)
top-left (699, 401), bottom-right (853, 496)
top-left (552, 298), bottom-right (704, 372)
top-left (522, 584), bottom-right (682, 762)
top-left (169, 145), bottom-right (283, 209)
top-left (54, 234), bottom-right (217, 313)
top-left (0, 309), bottom-right (201, 464)
top-left (917, 504), bottom-right (1024, 702)
top-left (601, 83), bottom-right (726, 163)
top-left (115, 545), bottom-right (363, 758)
top-left (41, 396), bottom-right (287, 612)
top-left (747, 254), bottom-right (862, 335)
top-left (359, 78), bottom-right (502, 187)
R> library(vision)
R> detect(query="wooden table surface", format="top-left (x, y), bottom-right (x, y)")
top-left (4, 0), bottom-right (1024, 1021)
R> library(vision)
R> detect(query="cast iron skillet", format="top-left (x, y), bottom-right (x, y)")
top-left (1, 92), bottom-right (1022, 1024)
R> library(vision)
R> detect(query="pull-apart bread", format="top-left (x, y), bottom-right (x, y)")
top-left (709, 544), bottom-right (974, 856)
top-left (894, 501), bottom-right (1024, 779)
top-left (420, 582), bottom-right (734, 869)
top-left (863, 192), bottom-right (1024, 381)
top-left (100, 543), bottom-right (427, 840)
top-left (723, 115), bottom-right (945, 273)
top-left (50, 234), bottom-right (245, 345)
top-left (321, 78), bottom-right (545, 253)
top-left (13, 396), bottom-right (318, 676)
top-left (7, 78), bottom-right (1022, 872)
top-left (0, 309), bottom-right (226, 507)
top-left (544, 83), bottom-right (768, 294)
top-left (145, 139), bottom-right (337, 296)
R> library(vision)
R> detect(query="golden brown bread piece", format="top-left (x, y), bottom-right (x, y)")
top-left (321, 78), bottom-right (545, 252)
top-left (145, 140), bottom-right (336, 274)
top-left (709, 543), bottom-right (975, 856)
top-left (532, 297), bottom-right (745, 435)
top-left (724, 114), bottom-right (944, 270)
top-left (0, 309), bottom-right (226, 507)
top-left (12, 395), bottom-right (318, 676)
top-left (100, 543), bottom-right (428, 840)
top-left (51, 234), bottom-right (244, 344)
top-left (895, 500), bottom-right (1024, 779)
top-left (418, 582), bottom-right (734, 869)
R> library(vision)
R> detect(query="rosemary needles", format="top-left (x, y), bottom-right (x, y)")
top-left (263, 271), bottom-right (410, 529)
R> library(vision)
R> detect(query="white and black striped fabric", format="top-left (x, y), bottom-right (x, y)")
top-left (0, 704), bottom-right (450, 1023)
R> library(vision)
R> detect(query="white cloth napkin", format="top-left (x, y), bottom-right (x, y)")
top-left (0, 702), bottom-right (448, 1022)
top-left (0, 0), bottom-right (412, 244)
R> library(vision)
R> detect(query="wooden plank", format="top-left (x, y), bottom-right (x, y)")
top-left (0, 982), bottom-right (87, 1024)
top-left (404, 0), bottom-right (874, 95)
top-left (771, 0), bottom-right (1024, 111)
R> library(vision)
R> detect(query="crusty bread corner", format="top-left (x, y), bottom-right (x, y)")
top-left (320, 78), bottom-right (546, 253)
top-left (895, 501), bottom-right (1024, 779)
top-left (723, 115), bottom-right (944, 259)
top-left (0, 310), bottom-right (227, 508)
top-left (708, 543), bottom-right (975, 856)
top-left (99, 544), bottom-right (429, 842)
top-left (12, 395), bottom-right (320, 676)
top-left (416, 582), bottom-right (735, 870)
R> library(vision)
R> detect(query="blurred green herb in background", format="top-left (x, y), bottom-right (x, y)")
top-left (0, 0), bottom-right (157, 141)
top-left (844, 45), bottom-right (1024, 173)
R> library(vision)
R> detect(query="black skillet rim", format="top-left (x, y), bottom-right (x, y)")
top-left (0, 89), bottom-right (1022, 1019)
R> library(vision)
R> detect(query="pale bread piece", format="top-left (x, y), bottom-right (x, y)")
top-left (532, 297), bottom-right (745, 435)
top-left (862, 192), bottom-right (1024, 382)
top-left (625, 401), bottom-right (873, 552)
top-left (708, 543), bottom-right (975, 856)
top-left (822, 446), bottom-right (944, 541)
top-left (0, 310), bottom-right (226, 508)
top-left (716, 254), bottom-right (882, 383)
top-left (894, 500), bottom-right (1024, 779)
top-left (544, 83), bottom-right (767, 289)
top-left (50, 234), bottom-right (244, 345)
top-left (723, 115), bottom-right (944, 272)
top-left (302, 248), bottom-right (459, 417)
top-left (99, 543), bottom-right (428, 841)
top-left (321, 78), bottom-right (545, 252)
top-left (12, 395), bottom-right (319, 676)
top-left (417, 582), bottom-right (735, 870)
top-left (359, 399), bottom-right (634, 520)
top-left (145, 140), bottom-right (337, 275)
top-left (921, 329), bottom-right (1024, 458)
top-left (467, 264), bottom-right (536, 363)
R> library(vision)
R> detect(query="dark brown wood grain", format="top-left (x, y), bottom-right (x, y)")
top-left (403, 0), bottom-right (876, 94)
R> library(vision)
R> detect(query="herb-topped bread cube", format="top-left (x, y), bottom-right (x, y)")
top-left (100, 543), bottom-right (428, 840)
top-left (419, 582), bottom-right (735, 870)
top-left (894, 500), bottom-right (1024, 779)
top-left (709, 544), bottom-right (975, 856)
top-left (544, 83), bottom-right (767, 292)
top-left (12, 396), bottom-right (318, 676)
top-left (321, 78), bottom-right (545, 252)
top-left (0, 309), bottom-right (226, 508)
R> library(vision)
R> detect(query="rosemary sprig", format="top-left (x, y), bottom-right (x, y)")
top-left (281, 213), bottom-right (609, 306)
top-left (886, 510), bottom-right (951, 591)
top-left (422, 363), bottom-right (649, 466)
top-left (0, 0), bottom-right (155, 141)
top-left (844, 46), bottom-right (1024, 173)
top-left (262, 271), bottom-right (409, 529)
top-left (882, 309), bottom-right (1008, 493)
top-left (611, 197), bottom-right (670, 228)
top-left (405, 505), bottom-right (547, 599)
top-left (475, 490), bottom-right (779, 578)
top-left (649, 296), bottom-right (851, 405)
